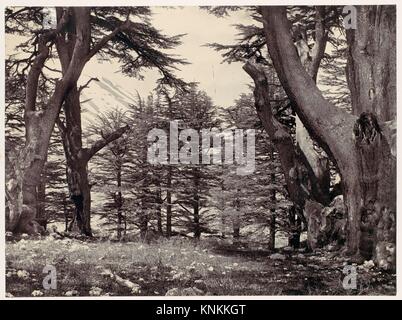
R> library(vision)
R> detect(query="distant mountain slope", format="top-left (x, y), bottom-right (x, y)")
top-left (80, 76), bottom-right (138, 128)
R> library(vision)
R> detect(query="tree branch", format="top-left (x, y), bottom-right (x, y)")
top-left (260, 6), bottom-right (356, 167)
top-left (243, 58), bottom-right (305, 207)
top-left (24, 9), bottom-right (70, 114)
top-left (309, 6), bottom-right (329, 81)
top-left (175, 201), bottom-right (193, 215)
top-left (78, 77), bottom-right (99, 93)
top-left (86, 124), bottom-right (130, 160)
top-left (56, 116), bottom-right (66, 135)
top-left (87, 19), bottom-right (131, 60)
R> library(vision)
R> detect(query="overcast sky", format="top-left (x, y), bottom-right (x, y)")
top-left (5, 6), bottom-right (346, 121)
top-left (80, 6), bottom-right (254, 109)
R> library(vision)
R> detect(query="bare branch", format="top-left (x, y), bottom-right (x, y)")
top-left (24, 9), bottom-right (70, 114)
top-left (86, 124), bottom-right (130, 160)
top-left (56, 116), bottom-right (66, 135)
top-left (175, 201), bottom-right (193, 215)
top-left (78, 77), bottom-right (99, 93)
top-left (309, 6), bottom-right (329, 81)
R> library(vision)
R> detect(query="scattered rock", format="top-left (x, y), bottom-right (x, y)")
top-left (101, 269), bottom-right (114, 279)
top-left (17, 270), bottom-right (30, 279)
top-left (194, 279), bottom-right (208, 291)
top-left (182, 287), bottom-right (204, 296)
top-left (309, 264), bottom-right (321, 271)
top-left (6, 271), bottom-right (15, 278)
top-left (283, 246), bottom-right (293, 253)
top-left (172, 271), bottom-right (187, 280)
top-left (6, 232), bottom-right (14, 241)
top-left (363, 260), bottom-right (375, 270)
top-left (65, 290), bottom-right (79, 296)
top-left (165, 288), bottom-right (180, 296)
top-left (31, 290), bottom-right (43, 297)
top-left (100, 268), bottom-right (141, 294)
top-left (165, 287), bottom-right (204, 296)
top-left (116, 276), bottom-right (141, 294)
top-left (269, 253), bottom-right (286, 261)
top-left (89, 286), bottom-right (103, 296)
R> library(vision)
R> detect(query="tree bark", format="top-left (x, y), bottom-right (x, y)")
top-left (232, 189), bottom-right (241, 242)
top-left (269, 147), bottom-right (276, 250)
top-left (140, 177), bottom-right (149, 240)
top-left (57, 85), bottom-right (92, 236)
top-left (294, 6), bottom-right (330, 206)
top-left (6, 8), bottom-right (91, 234)
top-left (192, 168), bottom-right (201, 239)
top-left (166, 166), bottom-right (172, 237)
top-left (57, 84), bottom-right (129, 236)
top-left (243, 9), bottom-right (331, 247)
top-left (260, 6), bottom-right (396, 269)
top-left (116, 164), bottom-right (123, 240)
top-left (156, 180), bottom-right (163, 235)
top-left (243, 60), bottom-right (307, 239)
top-left (63, 194), bottom-right (69, 232)
top-left (346, 6), bottom-right (396, 122)
top-left (36, 162), bottom-right (47, 230)
top-left (233, 195), bottom-right (241, 240)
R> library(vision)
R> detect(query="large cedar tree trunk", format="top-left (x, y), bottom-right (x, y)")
top-left (57, 84), bottom-right (129, 236)
top-left (259, 6), bottom-right (396, 269)
top-left (58, 86), bottom-right (92, 236)
top-left (244, 7), bottom-right (331, 248)
top-left (6, 8), bottom-right (91, 234)
top-left (192, 168), bottom-right (201, 239)
top-left (166, 166), bottom-right (173, 237)
top-left (115, 165), bottom-right (124, 240)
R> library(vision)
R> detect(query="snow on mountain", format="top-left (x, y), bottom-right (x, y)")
top-left (80, 76), bottom-right (139, 128)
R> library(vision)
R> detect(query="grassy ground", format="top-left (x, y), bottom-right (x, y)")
top-left (6, 236), bottom-right (396, 297)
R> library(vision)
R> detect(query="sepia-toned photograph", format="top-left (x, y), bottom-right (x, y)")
top-left (4, 4), bottom-right (396, 298)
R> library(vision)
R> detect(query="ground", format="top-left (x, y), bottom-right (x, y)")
top-left (6, 236), bottom-right (396, 297)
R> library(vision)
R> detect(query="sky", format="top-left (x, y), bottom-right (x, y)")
top-left (79, 7), bottom-right (254, 109)
top-left (5, 6), bottom-right (347, 126)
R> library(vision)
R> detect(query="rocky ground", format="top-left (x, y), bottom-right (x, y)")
top-left (5, 235), bottom-right (396, 297)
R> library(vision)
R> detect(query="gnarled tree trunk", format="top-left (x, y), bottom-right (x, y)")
top-left (57, 84), bottom-right (129, 236)
top-left (166, 166), bottom-right (173, 237)
top-left (57, 85), bottom-right (93, 236)
top-left (244, 7), bottom-right (332, 249)
top-left (192, 168), bottom-right (201, 239)
top-left (6, 8), bottom-right (91, 234)
top-left (260, 6), bottom-right (396, 269)
top-left (115, 164), bottom-right (124, 240)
